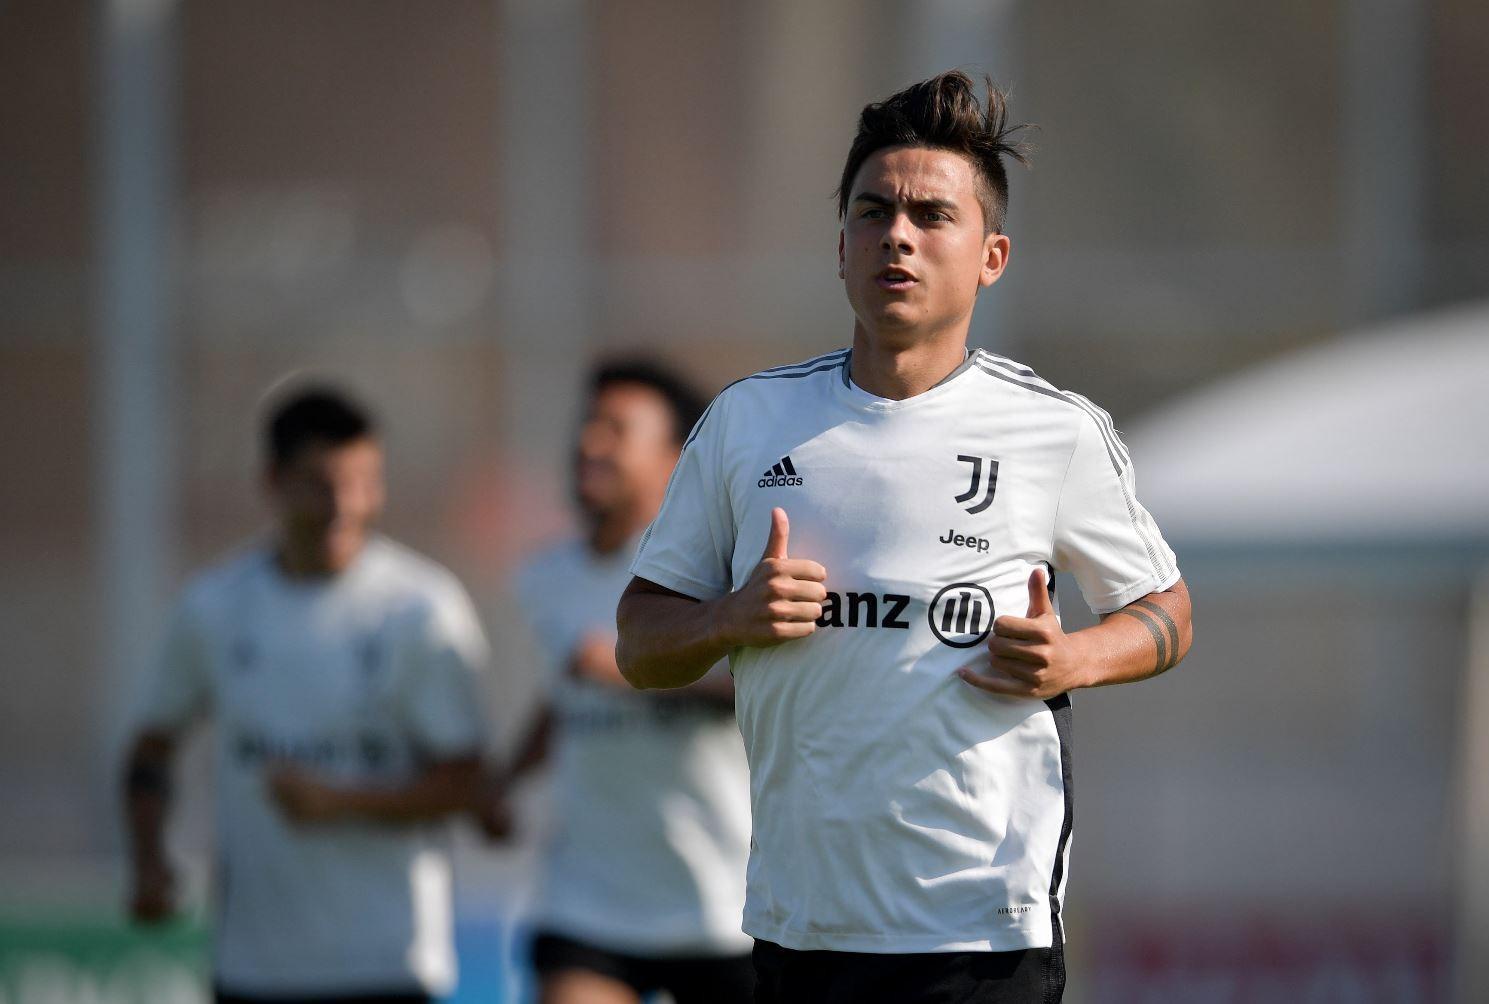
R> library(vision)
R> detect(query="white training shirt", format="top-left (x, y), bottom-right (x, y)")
top-left (516, 538), bottom-right (753, 956)
top-left (631, 348), bottom-right (1179, 954)
top-left (135, 536), bottom-right (490, 996)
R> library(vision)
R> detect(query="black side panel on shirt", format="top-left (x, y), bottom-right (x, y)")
top-left (1044, 693), bottom-right (1074, 956)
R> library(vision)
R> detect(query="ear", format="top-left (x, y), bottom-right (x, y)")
top-left (978, 232), bottom-right (1012, 288)
top-left (838, 230), bottom-right (846, 280)
top-left (265, 457), bottom-right (293, 492)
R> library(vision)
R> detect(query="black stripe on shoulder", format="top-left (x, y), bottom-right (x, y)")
top-left (975, 356), bottom-right (1129, 477)
top-left (1063, 391), bottom-right (1132, 469)
top-left (683, 350), bottom-right (850, 451)
top-left (717, 349), bottom-right (850, 396)
top-left (755, 348), bottom-right (851, 376)
top-left (733, 350), bottom-right (849, 388)
top-left (977, 351), bottom-right (1041, 380)
top-left (1058, 397), bottom-right (1127, 477)
top-left (980, 354), bottom-right (1161, 578)
top-left (748, 356), bottom-right (850, 383)
top-left (982, 354), bottom-right (1130, 471)
top-left (972, 360), bottom-right (1076, 406)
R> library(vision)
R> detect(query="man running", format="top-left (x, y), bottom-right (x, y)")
top-left (616, 72), bottom-right (1193, 1003)
top-left (489, 360), bottom-right (754, 1004)
top-left (123, 385), bottom-right (490, 1004)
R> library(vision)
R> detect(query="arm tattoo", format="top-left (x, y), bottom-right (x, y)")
top-left (1130, 599), bottom-right (1182, 671)
top-left (1113, 607), bottom-right (1167, 674)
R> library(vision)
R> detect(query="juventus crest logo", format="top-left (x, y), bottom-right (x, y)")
top-left (955, 455), bottom-right (999, 514)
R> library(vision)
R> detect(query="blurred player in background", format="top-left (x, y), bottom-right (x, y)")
top-left (483, 360), bottom-right (754, 1004)
top-left (617, 72), bottom-right (1194, 1003)
top-left (122, 385), bottom-right (491, 1004)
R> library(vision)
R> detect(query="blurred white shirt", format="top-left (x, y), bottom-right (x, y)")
top-left (515, 537), bottom-right (753, 956)
top-left (136, 536), bottom-right (490, 996)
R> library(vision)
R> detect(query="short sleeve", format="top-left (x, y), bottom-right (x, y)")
top-left (629, 396), bottom-right (737, 600)
top-left (1052, 408), bottom-right (1180, 615)
top-left (395, 583), bottom-right (491, 759)
top-left (134, 597), bottom-right (213, 732)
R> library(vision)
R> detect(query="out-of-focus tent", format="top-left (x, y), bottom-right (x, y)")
top-left (1068, 302), bottom-right (1487, 1002)
top-left (1131, 302), bottom-right (1489, 545)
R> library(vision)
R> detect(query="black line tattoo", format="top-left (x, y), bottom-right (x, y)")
top-left (1131, 599), bottom-right (1181, 670)
top-left (1113, 606), bottom-right (1169, 675)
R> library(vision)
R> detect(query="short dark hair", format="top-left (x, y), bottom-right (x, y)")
top-left (590, 358), bottom-right (708, 447)
top-left (264, 384), bottom-right (376, 467)
top-left (836, 71), bottom-right (1030, 234)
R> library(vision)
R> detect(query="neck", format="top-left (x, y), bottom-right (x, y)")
top-left (275, 535), bottom-right (360, 579)
top-left (586, 506), bottom-right (650, 556)
top-left (849, 321), bottom-right (970, 400)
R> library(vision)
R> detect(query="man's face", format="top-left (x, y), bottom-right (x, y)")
top-left (839, 145), bottom-right (1009, 341)
top-left (574, 382), bottom-right (679, 520)
top-left (266, 437), bottom-right (384, 572)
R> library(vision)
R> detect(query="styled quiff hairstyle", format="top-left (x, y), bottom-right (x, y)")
top-left (836, 71), bottom-right (1030, 234)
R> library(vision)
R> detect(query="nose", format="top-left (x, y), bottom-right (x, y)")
top-left (329, 484), bottom-right (357, 522)
top-left (881, 211), bottom-right (914, 254)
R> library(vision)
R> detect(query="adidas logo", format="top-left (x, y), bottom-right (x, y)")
top-left (757, 455), bottom-right (804, 488)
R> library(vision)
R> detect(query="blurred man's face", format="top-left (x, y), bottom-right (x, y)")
top-left (839, 145), bottom-right (1008, 343)
top-left (266, 438), bottom-right (385, 573)
top-left (574, 383), bottom-right (678, 521)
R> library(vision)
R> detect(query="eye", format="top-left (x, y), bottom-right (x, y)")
top-left (923, 210), bottom-right (949, 223)
top-left (860, 207), bottom-right (888, 220)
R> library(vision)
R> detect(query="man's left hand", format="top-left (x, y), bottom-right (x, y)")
top-left (958, 568), bottom-right (1088, 700)
top-left (569, 632), bottom-right (628, 687)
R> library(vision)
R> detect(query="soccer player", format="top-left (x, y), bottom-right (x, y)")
top-left (122, 386), bottom-right (491, 1004)
top-left (615, 72), bottom-right (1194, 1003)
top-left (485, 360), bottom-right (755, 1004)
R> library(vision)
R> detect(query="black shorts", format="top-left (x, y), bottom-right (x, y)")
top-left (751, 938), bottom-right (1065, 1004)
top-left (214, 990), bottom-right (429, 1004)
top-left (531, 930), bottom-right (755, 1004)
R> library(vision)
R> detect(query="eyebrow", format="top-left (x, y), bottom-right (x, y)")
top-left (851, 192), bottom-right (960, 213)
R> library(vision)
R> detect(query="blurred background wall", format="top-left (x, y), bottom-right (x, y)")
top-left (2, 0), bottom-right (1486, 1001)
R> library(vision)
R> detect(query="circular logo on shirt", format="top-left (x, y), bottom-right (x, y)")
top-left (928, 582), bottom-right (995, 648)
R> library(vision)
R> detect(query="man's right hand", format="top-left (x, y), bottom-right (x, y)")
top-left (128, 859), bottom-right (175, 924)
top-left (715, 507), bottom-right (827, 648)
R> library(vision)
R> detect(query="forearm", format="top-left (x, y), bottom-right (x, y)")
top-left (504, 709), bottom-right (553, 783)
top-left (318, 757), bottom-right (482, 824)
top-left (127, 793), bottom-right (169, 866)
top-left (123, 733), bottom-right (175, 867)
top-left (1074, 580), bottom-right (1193, 688)
top-left (122, 731), bottom-right (183, 922)
top-left (616, 587), bottom-right (736, 690)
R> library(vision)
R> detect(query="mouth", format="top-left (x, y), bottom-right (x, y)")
top-left (576, 459), bottom-right (617, 487)
top-left (876, 265), bottom-right (918, 292)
